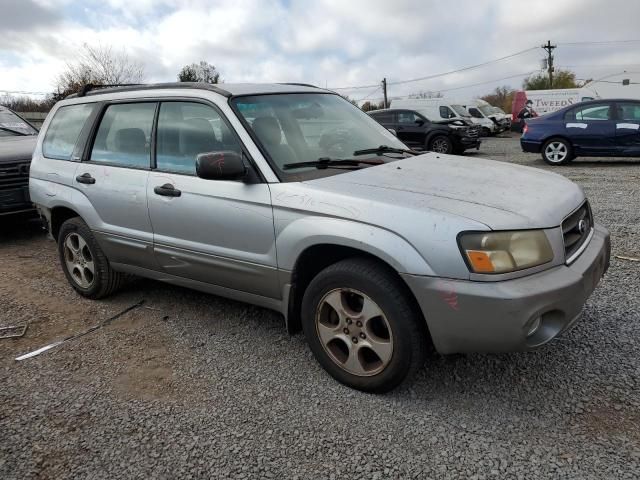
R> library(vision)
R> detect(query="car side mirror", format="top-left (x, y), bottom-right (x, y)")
top-left (387, 128), bottom-right (398, 137)
top-left (414, 119), bottom-right (425, 126)
top-left (195, 151), bottom-right (247, 180)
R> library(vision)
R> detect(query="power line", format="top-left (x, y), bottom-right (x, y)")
top-left (387, 47), bottom-right (539, 86)
top-left (558, 39), bottom-right (640, 46)
top-left (329, 46), bottom-right (538, 90)
top-left (379, 71), bottom-right (539, 101)
top-left (353, 86), bottom-right (381, 102)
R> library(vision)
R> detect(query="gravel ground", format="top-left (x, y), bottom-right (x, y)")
top-left (1, 135), bottom-right (639, 479)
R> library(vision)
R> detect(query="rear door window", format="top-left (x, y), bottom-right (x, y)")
top-left (155, 102), bottom-right (242, 175)
top-left (43, 104), bottom-right (94, 160)
top-left (396, 111), bottom-right (421, 124)
top-left (617, 102), bottom-right (640, 121)
top-left (90, 103), bottom-right (156, 168)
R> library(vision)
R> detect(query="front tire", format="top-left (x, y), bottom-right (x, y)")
top-left (542, 138), bottom-right (574, 165)
top-left (428, 135), bottom-right (453, 154)
top-left (301, 258), bottom-right (426, 393)
top-left (58, 217), bottom-right (125, 299)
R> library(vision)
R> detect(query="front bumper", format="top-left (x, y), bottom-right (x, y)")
top-left (458, 137), bottom-right (481, 150)
top-left (402, 224), bottom-right (610, 354)
top-left (0, 186), bottom-right (34, 216)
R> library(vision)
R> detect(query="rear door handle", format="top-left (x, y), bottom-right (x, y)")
top-left (154, 183), bottom-right (181, 197)
top-left (75, 173), bottom-right (96, 184)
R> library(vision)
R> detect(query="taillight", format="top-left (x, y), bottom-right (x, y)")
top-left (523, 124), bottom-right (529, 134)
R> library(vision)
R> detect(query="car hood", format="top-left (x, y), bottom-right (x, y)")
top-left (0, 136), bottom-right (37, 163)
top-left (301, 153), bottom-right (585, 230)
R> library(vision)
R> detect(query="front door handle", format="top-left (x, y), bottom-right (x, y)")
top-left (76, 173), bottom-right (96, 184)
top-left (154, 183), bottom-right (181, 197)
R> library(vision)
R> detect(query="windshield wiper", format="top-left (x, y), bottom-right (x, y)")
top-left (352, 145), bottom-right (418, 156)
top-left (0, 126), bottom-right (28, 136)
top-left (283, 157), bottom-right (385, 170)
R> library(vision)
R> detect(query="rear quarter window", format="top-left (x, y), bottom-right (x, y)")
top-left (43, 104), bottom-right (95, 160)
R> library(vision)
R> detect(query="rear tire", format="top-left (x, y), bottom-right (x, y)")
top-left (428, 135), bottom-right (453, 154)
top-left (301, 258), bottom-right (426, 393)
top-left (542, 138), bottom-right (574, 165)
top-left (58, 217), bottom-right (125, 299)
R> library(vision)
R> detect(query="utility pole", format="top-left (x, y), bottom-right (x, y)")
top-left (382, 78), bottom-right (388, 108)
top-left (542, 40), bottom-right (557, 88)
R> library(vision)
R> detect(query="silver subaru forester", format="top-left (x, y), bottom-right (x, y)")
top-left (29, 83), bottom-right (610, 392)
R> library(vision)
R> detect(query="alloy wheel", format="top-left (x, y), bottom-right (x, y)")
top-left (63, 232), bottom-right (95, 288)
top-left (545, 141), bottom-right (568, 163)
top-left (315, 288), bottom-right (393, 376)
top-left (431, 137), bottom-right (450, 153)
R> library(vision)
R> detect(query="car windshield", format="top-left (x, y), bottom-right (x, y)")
top-left (232, 93), bottom-right (408, 181)
top-left (468, 107), bottom-right (484, 118)
top-left (478, 105), bottom-right (494, 116)
top-left (451, 105), bottom-right (471, 117)
top-left (0, 108), bottom-right (38, 136)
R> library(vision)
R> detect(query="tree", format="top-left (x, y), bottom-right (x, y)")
top-left (340, 94), bottom-right (360, 107)
top-left (1, 94), bottom-right (57, 113)
top-left (480, 85), bottom-right (515, 112)
top-left (361, 100), bottom-right (385, 112)
top-left (408, 91), bottom-right (443, 99)
top-left (55, 44), bottom-right (146, 97)
top-left (523, 69), bottom-right (579, 90)
top-left (178, 61), bottom-right (221, 84)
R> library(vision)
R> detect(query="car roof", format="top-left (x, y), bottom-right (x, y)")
top-left (67, 82), bottom-right (330, 99)
top-left (368, 108), bottom-right (413, 113)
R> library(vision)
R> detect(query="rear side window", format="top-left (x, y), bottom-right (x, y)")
top-left (370, 112), bottom-right (393, 123)
top-left (570, 104), bottom-right (611, 121)
top-left (90, 103), bottom-right (156, 168)
top-left (156, 102), bottom-right (242, 175)
top-left (43, 104), bottom-right (94, 160)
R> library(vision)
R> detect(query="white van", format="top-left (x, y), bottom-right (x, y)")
top-left (511, 88), bottom-right (598, 123)
top-left (391, 98), bottom-right (496, 135)
top-left (462, 99), bottom-right (509, 134)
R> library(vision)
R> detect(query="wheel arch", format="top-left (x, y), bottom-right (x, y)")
top-left (541, 135), bottom-right (576, 163)
top-left (283, 240), bottom-right (431, 337)
top-left (50, 205), bottom-right (82, 241)
top-left (425, 131), bottom-right (451, 149)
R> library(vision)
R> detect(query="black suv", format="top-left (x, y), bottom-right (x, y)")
top-left (368, 108), bottom-right (481, 154)
top-left (0, 106), bottom-right (39, 216)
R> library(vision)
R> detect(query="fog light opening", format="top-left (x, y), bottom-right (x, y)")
top-left (526, 316), bottom-right (542, 337)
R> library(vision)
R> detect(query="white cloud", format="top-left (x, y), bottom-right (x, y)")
top-left (1, 0), bottom-right (640, 101)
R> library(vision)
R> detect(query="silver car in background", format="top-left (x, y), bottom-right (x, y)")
top-left (29, 83), bottom-right (610, 392)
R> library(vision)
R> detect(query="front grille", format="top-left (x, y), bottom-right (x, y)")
top-left (562, 201), bottom-right (593, 262)
top-left (465, 125), bottom-right (481, 138)
top-left (0, 162), bottom-right (30, 191)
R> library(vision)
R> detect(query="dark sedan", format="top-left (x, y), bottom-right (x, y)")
top-left (521, 99), bottom-right (640, 165)
top-left (368, 108), bottom-right (481, 154)
top-left (0, 106), bottom-right (38, 216)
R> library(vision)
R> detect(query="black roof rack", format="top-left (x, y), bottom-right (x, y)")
top-left (67, 82), bottom-right (232, 99)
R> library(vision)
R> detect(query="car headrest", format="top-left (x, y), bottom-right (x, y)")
top-left (114, 128), bottom-right (147, 154)
top-left (252, 117), bottom-right (282, 146)
top-left (180, 118), bottom-right (219, 157)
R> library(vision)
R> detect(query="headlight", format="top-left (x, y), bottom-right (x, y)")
top-left (458, 230), bottom-right (553, 274)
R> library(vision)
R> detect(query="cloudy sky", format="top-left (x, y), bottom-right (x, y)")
top-left (2, 0), bottom-right (640, 102)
